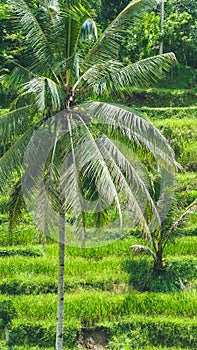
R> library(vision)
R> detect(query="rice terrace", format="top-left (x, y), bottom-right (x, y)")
top-left (0, 0), bottom-right (196, 349)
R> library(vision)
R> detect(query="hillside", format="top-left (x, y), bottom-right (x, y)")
top-left (0, 87), bottom-right (196, 349)
top-left (0, 235), bottom-right (197, 349)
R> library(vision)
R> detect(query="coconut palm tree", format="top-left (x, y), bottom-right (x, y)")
top-left (131, 198), bottom-right (197, 275)
top-left (0, 0), bottom-right (177, 349)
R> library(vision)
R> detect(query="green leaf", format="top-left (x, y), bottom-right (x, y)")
top-left (82, 0), bottom-right (157, 68)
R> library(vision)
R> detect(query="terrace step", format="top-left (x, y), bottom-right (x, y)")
top-left (5, 315), bottom-right (197, 349)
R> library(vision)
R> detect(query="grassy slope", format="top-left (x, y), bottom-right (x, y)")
top-left (0, 236), bottom-right (196, 349)
top-left (0, 88), bottom-right (197, 349)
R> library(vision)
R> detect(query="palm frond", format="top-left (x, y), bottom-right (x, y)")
top-left (7, 179), bottom-right (26, 231)
top-left (81, 0), bottom-right (157, 68)
top-left (0, 106), bottom-right (33, 144)
top-left (73, 60), bottom-right (123, 93)
top-left (37, 0), bottom-right (62, 57)
top-left (32, 179), bottom-right (59, 239)
top-left (0, 126), bottom-right (36, 192)
top-left (7, 0), bottom-right (54, 70)
top-left (152, 169), bottom-right (176, 225)
top-left (20, 120), bottom-right (62, 239)
top-left (100, 134), bottom-right (161, 237)
top-left (76, 53), bottom-right (176, 94)
top-left (21, 121), bottom-right (60, 199)
top-left (76, 102), bottom-right (176, 167)
top-left (0, 55), bottom-right (35, 88)
top-left (21, 77), bottom-right (65, 113)
top-left (60, 2), bottom-right (92, 74)
top-left (22, 171), bottom-right (60, 240)
top-left (98, 139), bottom-right (151, 238)
top-left (163, 199), bottom-right (197, 248)
top-left (43, 0), bottom-right (61, 21)
top-left (131, 244), bottom-right (156, 258)
top-left (60, 115), bottom-right (86, 242)
top-left (60, 112), bottom-right (123, 237)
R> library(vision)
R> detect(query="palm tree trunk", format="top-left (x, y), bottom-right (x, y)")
top-left (159, 0), bottom-right (165, 55)
top-left (56, 210), bottom-right (66, 350)
top-left (153, 243), bottom-right (164, 273)
top-left (5, 325), bottom-right (11, 350)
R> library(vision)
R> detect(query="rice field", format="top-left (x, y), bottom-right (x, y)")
top-left (0, 101), bottom-right (196, 349)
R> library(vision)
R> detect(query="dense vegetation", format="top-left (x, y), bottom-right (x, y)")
top-left (0, 0), bottom-right (196, 349)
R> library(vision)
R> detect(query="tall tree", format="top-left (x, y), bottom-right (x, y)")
top-left (0, 0), bottom-right (176, 349)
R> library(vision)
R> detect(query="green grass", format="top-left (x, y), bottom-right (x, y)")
top-left (165, 237), bottom-right (197, 256)
top-left (0, 255), bottom-right (130, 293)
top-left (1, 290), bottom-right (197, 326)
top-left (0, 236), bottom-right (195, 347)
top-left (141, 348), bottom-right (192, 350)
top-left (3, 314), bottom-right (196, 348)
top-left (137, 105), bottom-right (197, 120)
top-left (153, 117), bottom-right (197, 171)
top-left (0, 237), bottom-right (196, 275)
top-left (0, 236), bottom-right (196, 295)
top-left (176, 172), bottom-right (197, 187)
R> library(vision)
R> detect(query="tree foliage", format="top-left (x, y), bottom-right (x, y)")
top-left (98, 0), bottom-right (197, 68)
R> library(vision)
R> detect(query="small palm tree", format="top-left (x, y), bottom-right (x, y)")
top-left (0, 0), bottom-right (176, 349)
top-left (131, 198), bottom-right (197, 274)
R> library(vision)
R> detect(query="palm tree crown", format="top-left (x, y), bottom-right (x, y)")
top-left (1, 0), bottom-right (176, 239)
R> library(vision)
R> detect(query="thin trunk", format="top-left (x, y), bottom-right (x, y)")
top-left (8, 228), bottom-right (12, 246)
top-left (5, 325), bottom-right (11, 350)
top-left (153, 243), bottom-right (164, 273)
top-left (159, 0), bottom-right (165, 55)
top-left (55, 210), bottom-right (66, 350)
top-left (81, 212), bottom-right (86, 248)
top-left (42, 233), bottom-right (45, 254)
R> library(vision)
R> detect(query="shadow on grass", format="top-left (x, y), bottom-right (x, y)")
top-left (121, 258), bottom-right (194, 292)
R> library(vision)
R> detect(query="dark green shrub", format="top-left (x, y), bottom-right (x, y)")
top-left (176, 190), bottom-right (197, 207)
top-left (124, 88), bottom-right (197, 108)
top-left (0, 249), bottom-right (42, 258)
top-left (175, 226), bottom-right (197, 236)
top-left (0, 280), bottom-right (57, 295)
top-left (108, 327), bottom-right (150, 349)
top-left (107, 318), bottom-right (197, 348)
top-left (141, 270), bottom-right (182, 292)
top-left (167, 258), bottom-right (197, 285)
top-left (122, 257), bottom-right (197, 292)
top-left (0, 300), bottom-right (17, 349)
top-left (9, 324), bottom-right (78, 348)
top-left (122, 258), bottom-right (152, 291)
top-left (0, 300), bottom-right (16, 328)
